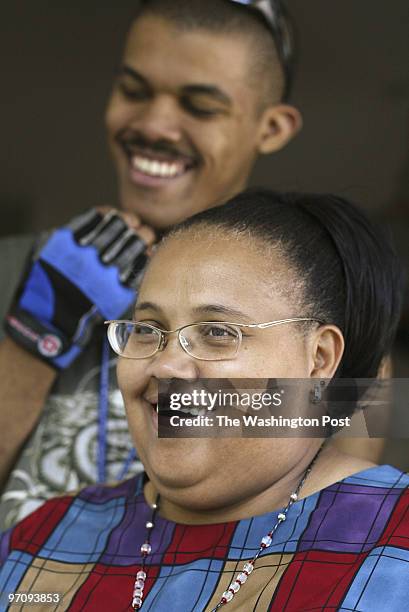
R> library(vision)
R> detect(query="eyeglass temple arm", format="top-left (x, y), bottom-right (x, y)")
top-left (245, 318), bottom-right (324, 329)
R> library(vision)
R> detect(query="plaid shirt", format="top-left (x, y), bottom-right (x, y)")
top-left (1, 465), bottom-right (409, 611)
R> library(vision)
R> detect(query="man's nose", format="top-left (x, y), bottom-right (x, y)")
top-left (145, 335), bottom-right (199, 381)
top-left (133, 95), bottom-right (183, 143)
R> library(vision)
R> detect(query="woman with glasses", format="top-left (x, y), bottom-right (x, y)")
top-left (1, 189), bottom-right (408, 611)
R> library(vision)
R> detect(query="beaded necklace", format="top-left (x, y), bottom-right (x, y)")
top-left (132, 446), bottom-right (323, 610)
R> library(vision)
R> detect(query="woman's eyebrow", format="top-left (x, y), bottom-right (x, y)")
top-left (134, 301), bottom-right (162, 314)
top-left (192, 304), bottom-right (252, 321)
top-left (134, 303), bottom-right (252, 321)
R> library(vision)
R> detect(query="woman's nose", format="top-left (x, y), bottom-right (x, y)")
top-left (145, 335), bottom-right (199, 381)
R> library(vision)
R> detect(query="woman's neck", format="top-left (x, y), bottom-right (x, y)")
top-left (143, 443), bottom-right (374, 525)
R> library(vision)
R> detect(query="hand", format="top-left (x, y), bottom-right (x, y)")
top-left (5, 208), bottom-right (156, 369)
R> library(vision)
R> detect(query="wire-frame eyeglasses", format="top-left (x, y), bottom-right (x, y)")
top-left (105, 318), bottom-right (324, 362)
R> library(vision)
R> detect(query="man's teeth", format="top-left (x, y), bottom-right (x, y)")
top-left (131, 156), bottom-right (185, 178)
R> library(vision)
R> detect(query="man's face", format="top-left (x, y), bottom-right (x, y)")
top-left (106, 15), bottom-right (277, 230)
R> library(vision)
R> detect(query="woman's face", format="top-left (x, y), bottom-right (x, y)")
top-left (118, 229), bottom-right (332, 512)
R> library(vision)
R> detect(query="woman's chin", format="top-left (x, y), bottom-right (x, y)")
top-left (143, 438), bottom-right (213, 488)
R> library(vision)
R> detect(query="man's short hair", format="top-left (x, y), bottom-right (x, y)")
top-left (132, 0), bottom-right (296, 105)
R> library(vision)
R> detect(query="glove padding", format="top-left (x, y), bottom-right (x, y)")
top-left (5, 209), bottom-right (148, 369)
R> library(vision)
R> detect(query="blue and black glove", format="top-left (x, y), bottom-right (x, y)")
top-left (5, 209), bottom-right (148, 369)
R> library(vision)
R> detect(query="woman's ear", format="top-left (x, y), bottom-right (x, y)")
top-left (309, 325), bottom-right (345, 379)
top-left (256, 104), bottom-right (303, 154)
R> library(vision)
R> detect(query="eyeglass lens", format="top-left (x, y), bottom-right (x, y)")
top-left (108, 322), bottom-right (240, 360)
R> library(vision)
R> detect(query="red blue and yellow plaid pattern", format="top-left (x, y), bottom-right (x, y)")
top-left (1, 465), bottom-right (409, 611)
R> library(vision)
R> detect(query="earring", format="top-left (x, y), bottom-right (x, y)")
top-left (311, 380), bottom-right (325, 404)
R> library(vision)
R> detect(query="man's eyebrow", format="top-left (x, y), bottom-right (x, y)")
top-left (182, 85), bottom-right (232, 107)
top-left (117, 66), bottom-right (232, 107)
top-left (192, 304), bottom-right (252, 321)
top-left (118, 65), bottom-right (148, 84)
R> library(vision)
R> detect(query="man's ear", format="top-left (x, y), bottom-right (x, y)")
top-left (257, 104), bottom-right (302, 155)
top-left (309, 325), bottom-right (345, 379)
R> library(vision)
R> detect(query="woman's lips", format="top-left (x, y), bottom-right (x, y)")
top-left (143, 398), bottom-right (158, 431)
top-left (151, 405), bottom-right (158, 431)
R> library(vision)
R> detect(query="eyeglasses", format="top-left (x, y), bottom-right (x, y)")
top-left (229, 0), bottom-right (295, 100)
top-left (105, 318), bottom-right (323, 361)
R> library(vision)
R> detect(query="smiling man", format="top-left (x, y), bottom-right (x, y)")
top-left (106, 1), bottom-right (300, 228)
top-left (0, 0), bottom-right (301, 529)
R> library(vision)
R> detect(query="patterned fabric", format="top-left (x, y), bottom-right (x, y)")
top-left (1, 465), bottom-right (408, 611)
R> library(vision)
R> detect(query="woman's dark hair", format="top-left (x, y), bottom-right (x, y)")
top-left (170, 189), bottom-right (403, 382)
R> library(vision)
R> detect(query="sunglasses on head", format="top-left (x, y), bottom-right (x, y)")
top-left (229, 0), bottom-right (295, 100)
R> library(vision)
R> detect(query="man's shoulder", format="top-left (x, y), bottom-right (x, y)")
top-left (0, 234), bottom-right (34, 259)
top-left (0, 234), bottom-right (36, 341)
top-left (0, 234), bottom-right (34, 276)
top-left (0, 233), bottom-right (35, 310)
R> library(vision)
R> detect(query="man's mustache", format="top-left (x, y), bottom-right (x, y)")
top-left (117, 130), bottom-right (199, 162)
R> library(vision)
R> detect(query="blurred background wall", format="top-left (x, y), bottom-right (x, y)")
top-left (1, 0), bottom-right (408, 234)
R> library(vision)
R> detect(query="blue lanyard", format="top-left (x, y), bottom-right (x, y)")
top-left (97, 335), bottom-right (136, 484)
